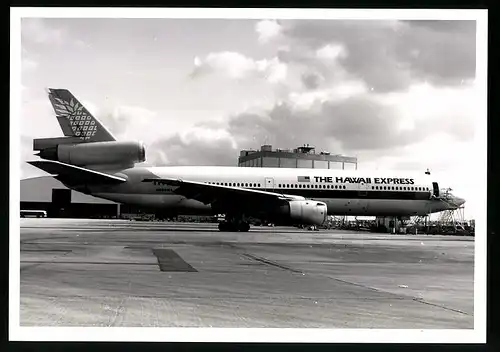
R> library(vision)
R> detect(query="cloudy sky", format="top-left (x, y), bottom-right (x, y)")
top-left (19, 15), bottom-right (483, 219)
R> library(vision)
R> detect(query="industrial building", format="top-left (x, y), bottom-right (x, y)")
top-left (20, 176), bottom-right (207, 221)
top-left (20, 176), bottom-right (139, 219)
top-left (238, 144), bottom-right (358, 170)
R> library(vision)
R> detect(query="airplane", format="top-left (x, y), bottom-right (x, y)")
top-left (26, 88), bottom-right (466, 232)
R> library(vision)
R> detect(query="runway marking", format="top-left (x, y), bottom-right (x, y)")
top-left (317, 274), bottom-right (471, 316)
top-left (22, 249), bottom-right (72, 253)
top-left (151, 248), bottom-right (198, 272)
top-left (412, 298), bottom-right (470, 315)
top-left (21, 261), bottom-right (158, 266)
top-left (240, 253), bottom-right (303, 274)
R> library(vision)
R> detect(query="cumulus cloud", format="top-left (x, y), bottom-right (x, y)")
top-left (141, 79), bottom-right (475, 171)
top-left (78, 103), bottom-right (159, 145)
top-left (151, 19), bottom-right (476, 171)
top-left (148, 125), bottom-right (237, 166)
top-left (279, 19), bottom-right (476, 91)
top-left (191, 51), bottom-right (287, 83)
top-left (255, 20), bottom-right (283, 43)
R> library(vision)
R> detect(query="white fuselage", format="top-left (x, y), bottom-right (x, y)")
top-left (87, 166), bottom-right (463, 217)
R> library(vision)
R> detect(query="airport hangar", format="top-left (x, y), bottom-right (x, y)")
top-left (20, 144), bottom-right (358, 219)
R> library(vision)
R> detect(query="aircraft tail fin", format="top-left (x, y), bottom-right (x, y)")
top-left (46, 88), bottom-right (116, 142)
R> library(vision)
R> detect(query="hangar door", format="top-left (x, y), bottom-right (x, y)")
top-left (51, 188), bottom-right (71, 217)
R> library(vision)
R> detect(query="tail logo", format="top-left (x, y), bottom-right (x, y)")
top-left (52, 98), bottom-right (97, 140)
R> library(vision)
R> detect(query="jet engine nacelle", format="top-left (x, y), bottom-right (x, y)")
top-left (283, 200), bottom-right (328, 226)
top-left (38, 141), bottom-right (146, 166)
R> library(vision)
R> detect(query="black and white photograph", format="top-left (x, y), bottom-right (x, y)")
top-left (10, 7), bottom-right (487, 343)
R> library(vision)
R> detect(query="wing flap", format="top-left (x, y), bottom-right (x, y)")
top-left (27, 160), bottom-right (127, 185)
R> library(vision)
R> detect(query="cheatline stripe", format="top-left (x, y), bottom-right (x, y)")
top-left (259, 188), bottom-right (432, 201)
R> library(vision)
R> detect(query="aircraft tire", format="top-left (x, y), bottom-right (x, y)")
top-left (218, 222), bottom-right (229, 232)
top-left (218, 221), bottom-right (237, 232)
top-left (238, 222), bottom-right (250, 232)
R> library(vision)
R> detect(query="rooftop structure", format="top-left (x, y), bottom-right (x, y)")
top-left (238, 144), bottom-right (358, 170)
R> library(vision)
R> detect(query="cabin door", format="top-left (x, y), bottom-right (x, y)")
top-left (264, 177), bottom-right (275, 191)
top-left (357, 180), bottom-right (370, 213)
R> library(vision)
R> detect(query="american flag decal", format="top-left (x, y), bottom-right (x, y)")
top-left (297, 176), bottom-right (310, 182)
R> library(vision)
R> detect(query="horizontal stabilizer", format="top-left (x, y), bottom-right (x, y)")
top-left (27, 160), bottom-right (127, 185)
top-left (33, 136), bottom-right (83, 151)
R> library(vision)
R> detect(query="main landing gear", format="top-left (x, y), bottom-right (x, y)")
top-left (218, 215), bottom-right (250, 232)
top-left (218, 222), bottom-right (250, 232)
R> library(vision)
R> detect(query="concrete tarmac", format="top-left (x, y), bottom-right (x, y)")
top-left (20, 218), bottom-right (474, 328)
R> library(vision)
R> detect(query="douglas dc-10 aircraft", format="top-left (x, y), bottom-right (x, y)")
top-left (27, 89), bottom-right (466, 232)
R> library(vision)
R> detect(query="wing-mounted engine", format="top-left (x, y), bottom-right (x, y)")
top-left (276, 200), bottom-right (328, 226)
top-left (36, 140), bottom-right (146, 167)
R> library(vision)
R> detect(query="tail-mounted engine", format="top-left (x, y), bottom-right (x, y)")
top-left (35, 140), bottom-right (146, 167)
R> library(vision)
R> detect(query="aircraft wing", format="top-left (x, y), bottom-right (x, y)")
top-left (142, 177), bottom-right (302, 209)
top-left (27, 160), bottom-right (127, 185)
